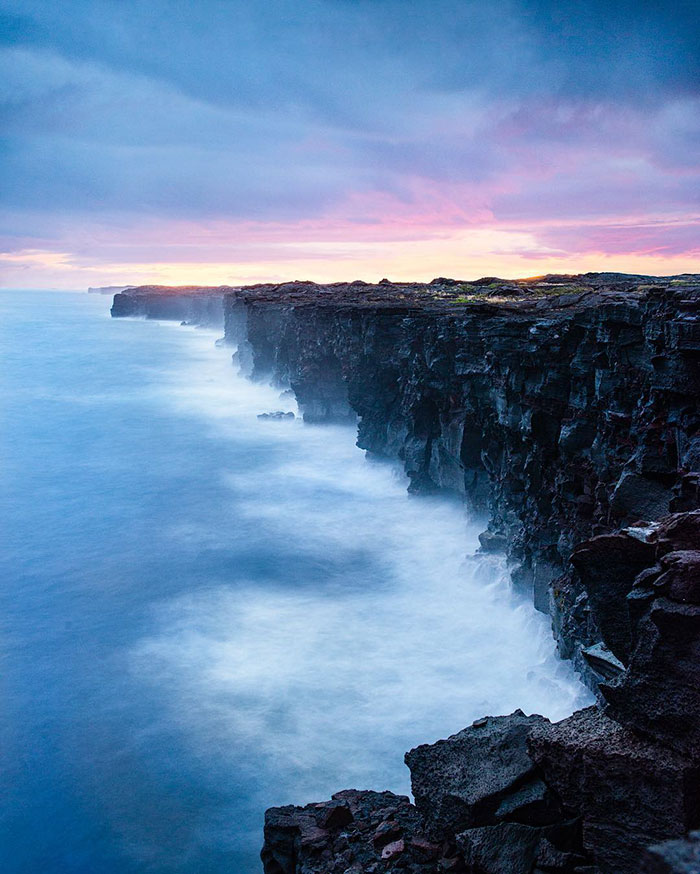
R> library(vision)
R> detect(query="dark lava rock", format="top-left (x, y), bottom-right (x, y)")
top-left (528, 707), bottom-right (700, 874)
top-left (602, 593), bottom-right (700, 761)
top-left (600, 513), bottom-right (700, 760)
top-left (478, 530), bottom-right (508, 553)
top-left (201, 276), bottom-right (700, 874)
top-left (223, 275), bottom-right (700, 687)
top-left (257, 410), bottom-right (296, 420)
top-left (657, 550), bottom-right (700, 604)
top-left (610, 471), bottom-right (673, 523)
top-left (457, 822), bottom-right (542, 874)
top-left (405, 711), bottom-right (559, 838)
top-left (261, 790), bottom-right (465, 874)
top-left (570, 532), bottom-right (655, 663)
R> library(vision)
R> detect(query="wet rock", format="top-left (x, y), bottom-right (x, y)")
top-left (257, 410), bottom-right (296, 420)
top-left (478, 530), bottom-right (508, 552)
top-left (581, 643), bottom-right (625, 681)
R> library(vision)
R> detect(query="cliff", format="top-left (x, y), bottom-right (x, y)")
top-left (110, 284), bottom-right (228, 325)
top-left (115, 274), bottom-right (700, 873)
top-left (224, 276), bottom-right (700, 682)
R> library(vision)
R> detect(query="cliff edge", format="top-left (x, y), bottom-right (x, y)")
top-left (114, 273), bottom-right (700, 873)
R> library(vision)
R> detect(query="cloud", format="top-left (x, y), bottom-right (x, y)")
top-left (0, 0), bottom-right (698, 283)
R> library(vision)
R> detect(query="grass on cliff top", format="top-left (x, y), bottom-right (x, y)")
top-left (531, 284), bottom-right (589, 295)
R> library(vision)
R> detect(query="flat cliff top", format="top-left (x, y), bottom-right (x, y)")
top-left (117, 273), bottom-right (700, 314)
top-left (114, 284), bottom-right (236, 296)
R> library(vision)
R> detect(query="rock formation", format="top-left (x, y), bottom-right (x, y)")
top-left (113, 274), bottom-right (700, 873)
top-left (110, 284), bottom-right (227, 325)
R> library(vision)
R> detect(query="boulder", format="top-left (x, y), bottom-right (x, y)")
top-left (405, 711), bottom-right (559, 838)
top-left (528, 707), bottom-right (700, 874)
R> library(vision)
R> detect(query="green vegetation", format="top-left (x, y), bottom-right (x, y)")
top-left (454, 294), bottom-right (479, 303)
top-left (531, 284), bottom-right (589, 296)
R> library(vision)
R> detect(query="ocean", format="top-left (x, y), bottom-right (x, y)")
top-left (0, 291), bottom-right (592, 873)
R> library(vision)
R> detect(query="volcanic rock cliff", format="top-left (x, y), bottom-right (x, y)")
top-left (110, 284), bottom-right (227, 325)
top-left (113, 274), bottom-right (700, 873)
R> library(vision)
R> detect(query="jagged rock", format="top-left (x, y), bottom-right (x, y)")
top-left (597, 513), bottom-right (700, 760)
top-left (405, 711), bottom-right (560, 838)
top-left (655, 511), bottom-right (700, 553)
top-left (657, 550), bottom-right (700, 603)
top-left (570, 532), bottom-right (655, 663)
top-left (261, 790), bottom-right (465, 874)
top-left (478, 530), bottom-right (508, 552)
top-left (147, 275), bottom-right (700, 874)
top-left (220, 277), bottom-right (700, 681)
top-left (528, 707), bottom-right (700, 874)
top-left (372, 819), bottom-right (402, 849)
top-left (581, 643), bottom-right (625, 681)
top-left (602, 596), bottom-right (700, 760)
top-left (257, 411), bottom-right (296, 420)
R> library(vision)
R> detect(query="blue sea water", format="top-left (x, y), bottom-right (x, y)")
top-left (0, 291), bottom-right (592, 873)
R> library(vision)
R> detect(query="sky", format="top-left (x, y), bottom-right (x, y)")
top-left (1, 0), bottom-right (699, 289)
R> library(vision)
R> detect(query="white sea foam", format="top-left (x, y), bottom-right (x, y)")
top-left (130, 323), bottom-right (593, 807)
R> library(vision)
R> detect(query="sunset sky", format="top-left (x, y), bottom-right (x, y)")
top-left (1, 0), bottom-right (699, 289)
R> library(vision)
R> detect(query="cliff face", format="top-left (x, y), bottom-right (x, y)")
top-left (113, 274), bottom-right (700, 873)
top-left (111, 284), bottom-right (227, 326)
top-left (218, 275), bottom-right (700, 874)
top-left (225, 278), bottom-right (700, 686)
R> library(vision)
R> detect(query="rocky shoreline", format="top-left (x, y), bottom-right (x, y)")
top-left (112, 274), bottom-right (700, 873)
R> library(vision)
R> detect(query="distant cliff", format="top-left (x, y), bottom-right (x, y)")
top-left (111, 284), bottom-right (227, 325)
top-left (114, 273), bottom-right (700, 873)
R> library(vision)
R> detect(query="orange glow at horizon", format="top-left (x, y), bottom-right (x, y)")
top-left (2, 244), bottom-right (699, 292)
top-left (2, 212), bottom-right (699, 290)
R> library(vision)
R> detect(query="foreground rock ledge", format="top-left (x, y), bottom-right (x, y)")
top-left (112, 275), bottom-right (700, 872)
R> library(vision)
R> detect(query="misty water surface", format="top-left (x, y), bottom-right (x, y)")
top-left (0, 292), bottom-right (592, 873)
